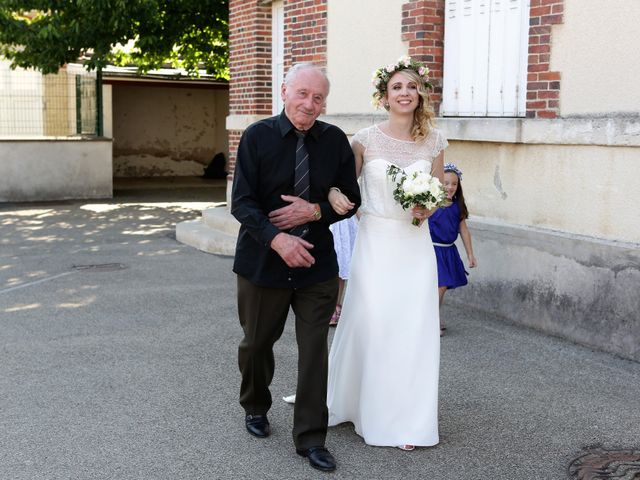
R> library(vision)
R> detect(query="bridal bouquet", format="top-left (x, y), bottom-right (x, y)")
top-left (387, 165), bottom-right (447, 226)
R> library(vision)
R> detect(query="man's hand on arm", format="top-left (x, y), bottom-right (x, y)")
top-left (268, 195), bottom-right (321, 230)
top-left (270, 232), bottom-right (316, 268)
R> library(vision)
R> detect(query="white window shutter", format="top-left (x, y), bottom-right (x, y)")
top-left (442, 0), bottom-right (461, 116)
top-left (469, 0), bottom-right (490, 116)
top-left (443, 0), bottom-right (529, 117)
top-left (443, 0), bottom-right (490, 116)
top-left (487, 0), bottom-right (529, 116)
top-left (272, 1), bottom-right (285, 115)
top-left (516, 0), bottom-right (530, 116)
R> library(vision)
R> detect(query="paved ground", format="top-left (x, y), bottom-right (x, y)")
top-left (1, 181), bottom-right (639, 480)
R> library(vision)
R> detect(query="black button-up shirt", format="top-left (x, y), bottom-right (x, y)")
top-left (231, 112), bottom-right (361, 288)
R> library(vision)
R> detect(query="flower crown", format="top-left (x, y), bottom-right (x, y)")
top-left (371, 55), bottom-right (432, 109)
top-left (444, 163), bottom-right (463, 179)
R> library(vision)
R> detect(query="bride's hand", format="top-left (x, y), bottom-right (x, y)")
top-left (411, 206), bottom-right (435, 226)
top-left (329, 188), bottom-right (355, 215)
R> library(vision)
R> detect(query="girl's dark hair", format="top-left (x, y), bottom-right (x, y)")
top-left (449, 174), bottom-right (469, 221)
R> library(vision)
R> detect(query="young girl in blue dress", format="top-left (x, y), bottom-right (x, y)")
top-left (428, 163), bottom-right (477, 335)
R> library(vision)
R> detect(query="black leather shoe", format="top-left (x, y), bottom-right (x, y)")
top-left (245, 414), bottom-right (270, 438)
top-left (296, 446), bottom-right (336, 472)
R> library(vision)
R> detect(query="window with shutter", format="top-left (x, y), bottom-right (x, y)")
top-left (272, 0), bottom-right (285, 115)
top-left (442, 0), bottom-right (529, 117)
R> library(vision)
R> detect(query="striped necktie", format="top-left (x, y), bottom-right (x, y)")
top-left (291, 130), bottom-right (310, 237)
top-left (294, 130), bottom-right (310, 200)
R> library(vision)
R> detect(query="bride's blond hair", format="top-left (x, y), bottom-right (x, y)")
top-left (390, 69), bottom-right (435, 142)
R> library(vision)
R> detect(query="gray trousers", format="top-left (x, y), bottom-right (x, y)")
top-left (237, 274), bottom-right (338, 450)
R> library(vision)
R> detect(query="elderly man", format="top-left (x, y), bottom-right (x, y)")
top-left (231, 64), bottom-right (360, 472)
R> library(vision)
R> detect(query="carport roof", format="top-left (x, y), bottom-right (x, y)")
top-left (69, 64), bottom-right (228, 88)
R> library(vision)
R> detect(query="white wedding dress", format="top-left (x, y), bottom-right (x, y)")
top-left (327, 124), bottom-right (448, 447)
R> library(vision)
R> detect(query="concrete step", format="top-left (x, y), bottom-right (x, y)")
top-left (176, 218), bottom-right (237, 256)
top-left (202, 206), bottom-right (240, 235)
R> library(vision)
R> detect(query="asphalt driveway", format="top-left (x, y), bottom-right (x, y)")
top-left (1, 183), bottom-right (638, 480)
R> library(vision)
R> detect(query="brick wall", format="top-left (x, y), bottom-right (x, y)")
top-left (228, 0), bottom-right (328, 117)
top-left (227, 0), bottom-right (272, 179)
top-left (227, 0), bottom-right (328, 179)
top-left (401, 0), bottom-right (445, 114)
top-left (284, 0), bottom-right (328, 69)
top-left (229, 0), bottom-right (272, 116)
top-left (527, 0), bottom-right (564, 118)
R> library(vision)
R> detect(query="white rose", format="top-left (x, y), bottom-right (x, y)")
top-left (413, 177), bottom-right (429, 194)
top-left (418, 172), bottom-right (434, 188)
top-left (402, 177), bottom-right (417, 196)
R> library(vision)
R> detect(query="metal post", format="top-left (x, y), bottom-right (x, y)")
top-left (96, 68), bottom-right (103, 137)
top-left (75, 75), bottom-right (82, 134)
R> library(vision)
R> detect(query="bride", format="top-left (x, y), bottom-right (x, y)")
top-left (326, 56), bottom-right (447, 451)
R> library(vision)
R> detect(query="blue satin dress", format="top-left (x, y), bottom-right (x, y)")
top-left (428, 201), bottom-right (468, 288)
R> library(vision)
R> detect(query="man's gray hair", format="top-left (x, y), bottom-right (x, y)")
top-left (284, 63), bottom-right (331, 93)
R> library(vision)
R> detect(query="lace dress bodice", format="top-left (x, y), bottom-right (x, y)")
top-left (351, 125), bottom-right (448, 220)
